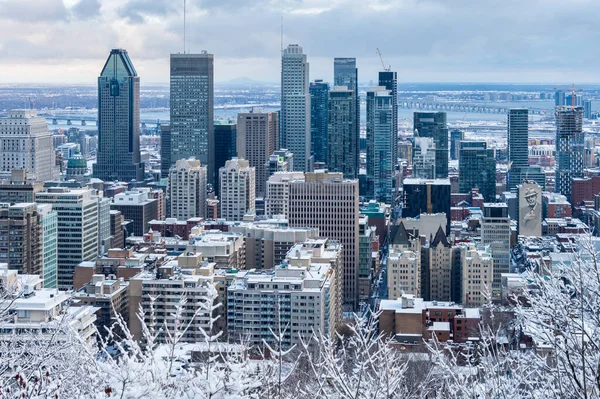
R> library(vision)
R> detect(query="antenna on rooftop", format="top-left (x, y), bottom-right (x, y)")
top-left (183, 0), bottom-right (187, 54)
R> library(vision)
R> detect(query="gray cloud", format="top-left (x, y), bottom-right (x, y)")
top-left (70, 0), bottom-right (102, 19)
top-left (118, 0), bottom-right (179, 24)
top-left (0, 0), bottom-right (68, 22)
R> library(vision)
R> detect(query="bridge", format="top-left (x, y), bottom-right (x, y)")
top-left (399, 100), bottom-right (551, 115)
top-left (44, 115), bottom-right (167, 129)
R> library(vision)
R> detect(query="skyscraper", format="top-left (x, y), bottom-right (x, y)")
top-left (93, 49), bottom-right (145, 182)
top-left (219, 158), bottom-right (256, 221)
top-left (168, 158), bottom-right (207, 220)
top-left (309, 80), bottom-right (329, 164)
top-left (378, 71), bottom-right (398, 171)
top-left (555, 90), bottom-right (566, 107)
top-left (334, 58), bottom-right (360, 166)
top-left (328, 87), bottom-right (358, 178)
top-left (481, 203), bottom-right (510, 300)
top-left (414, 112), bottom-right (449, 178)
top-left (160, 125), bottom-right (171, 179)
top-left (0, 110), bottom-right (58, 182)
top-left (507, 109), bottom-right (529, 191)
top-left (213, 123), bottom-right (237, 196)
top-left (170, 52), bottom-right (215, 185)
top-left (412, 137), bottom-right (436, 179)
top-left (237, 109), bottom-right (278, 197)
top-left (281, 44), bottom-right (311, 171)
top-left (366, 87), bottom-right (394, 204)
top-left (450, 129), bottom-right (464, 161)
top-left (459, 141), bottom-right (497, 202)
top-left (402, 178), bottom-right (451, 234)
top-left (555, 106), bottom-right (584, 199)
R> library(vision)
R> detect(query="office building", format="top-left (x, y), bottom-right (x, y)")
top-left (309, 80), bottom-right (329, 164)
top-left (458, 141), bottom-right (497, 202)
top-left (169, 52), bottom-right (214, 185)
top-left (110, 210), bottom-right (125, 249)
top-left (36, 188), bottom-right (98, 290)
top-left (555, 90), bottom-right (566, 107)
top-left (555, 106), bottom-right (584, 199)
top-left (93, 49), bottom-right (144, 182)
top-left (459, 244), bottom-right (493, 307)
top-left (402, 178), bottom-right (451, 234)
top-left (188, 229), bottom-right (246, 270)
top-left (481, 203), bottom-right (510, 300)
top-left (378, 71), bottom-right (398, 170)
top-left (507, 109), bottom-right (529, 191)
top-left (328, 86), bottom-right (358, 178)
top-left (583, 99), bottom-right (593, 119)
top-left (159, 125), bottom-right (171, 178)
top-left (0, 203), bottom-right (43, 278)
top-left (38, 204), bottom-right (58, 288)
top-left (237, 109), bottom-right (278, 197)
top-left (281, 44), bottom-right (311, 171)
top-left (566, 94), bottom-right (583, 107)
top-left (213, 122), bottom-right (237, 195)
top-left (0, 110), bottom-right (58, 182)
top-left (450, 129), bottom-right (464, 161)
top-left (366, 87), bottom-right (395, 204)
top-left (265, 172), bottom-right (305, 218)
top-left (412, 137), bottom-right (436, 179)
top-left (358, 215), bottom-right (377, 300)
top-left (288, 171), bottom-right (359, 307)
top-left (0, 170), bottom-right (43, 204)
top-left (110, 191), bottom-right (158, 236)
top-left (167, 158), bottom-right (207, 220)
top-left (219, 158), bottom-right (255, 221)
top-left (334, 57), bottom-right (360, 167)
top-left (413, 112), bottom-right (449, 179)
top-left (265, 149), bottom-right (294, 181)
top-left (227, 239), bottom-right (342, 349)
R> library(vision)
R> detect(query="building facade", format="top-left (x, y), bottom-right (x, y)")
top-left (507, 109), bottom-right (529, 191)
top-left (110, 191), bottom-right (158, 237)
top-left (219, 158), bottom-right (255, 221)
top-left (327, 86), bottom-right (358, 178)
top-left (213, 123), bottom-right (237, 195)
top-left (168, 158), bottom-right (207, 220)
top-left (309, 80), bottom-right (329, 165)
top-left (555, 106), bottom-right (584, 199)
top-left (481, 203), bottom-right (511, 300)
top-left (459, 141), bottom-right (497, 202)
top-left (366, 87), bottom-right (394, 204)
top-left (414, 112), bottom-right (449, 179)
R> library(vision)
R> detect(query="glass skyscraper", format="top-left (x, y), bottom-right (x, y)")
top-left (309, 80), bottom-right (329, 164)
top-left (459, 141), bottom-right (497, 202)
top-left (334, 58), bottom-right (359, 167)
top-left (170, 52), bottom-right (215, 185)
top-left (93, 49), bottom-right (145, 182)
top-left (555, 106), bottom-right (584, 199)
top-left (450, 129), bottom-right (464, 161)
top-left (366, 87), bottom-right (394, 204)
top-left (507, 109), bottom-right (529, 191)
top-left (213, 123), bottom-right (237, 196)
top-left (414, 112), bottom-right (449, 178)
top-left (327, 87), bottom-right (357, 178)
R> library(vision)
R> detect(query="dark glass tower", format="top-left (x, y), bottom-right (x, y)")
top-left (213, 123), bottom-right (237, 196)
top-left (378, 71), bottom-right (398, 171)
top-left (309, 80), bottom-right (329, 164)
top-left (327, 87), bottom-right (357, 178)
top-left (450, 129), bottom-right (464, 161)
top-left (93, 49), bottom-right (144, 182)
top-left (414, 112), bottom-right (449, 178)
top-left (458, 141), bottom-right (496, 202)
top-left (555, 106), bottom-right (584, 199)
top-left (334, 58), bottom-right (359, 166)
top-left (402, 178), bottom-right (451, 234)
top-left (507, 109), bottom-right (529, 191)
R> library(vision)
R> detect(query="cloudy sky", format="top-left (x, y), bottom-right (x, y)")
top-left (0, 0), bottom-right (598, 84)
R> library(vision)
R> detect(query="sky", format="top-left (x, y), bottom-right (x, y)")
top-left (0, 0), bottom-right (599, 85)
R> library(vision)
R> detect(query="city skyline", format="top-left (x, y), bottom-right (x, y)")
top-left (2, 1), bottom-right (600, 84)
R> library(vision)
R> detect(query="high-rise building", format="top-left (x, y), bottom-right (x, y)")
top-left (555, 90), bottom-right (566, 107)
top-left (237, 109), bottom-right (278, 197)
top-left (36, 188), bottom-right (98, 290)
top-left (159, 125), bottom-right (171, 178)
top-left (481, 203), bottom-right (510, 300)
top-left (366, 87), bottom-right (394, 204)
top-left (426, 227), bottom-right (452, 302)
top-left (388, 249), bottom-right (421, 299)
top-left (566, 94), bottom-right (583, 107)
top-left (334, 58), bottom-right (360, 168)
top-left (281, 44), bottom-right (311, 171)
top-left (458, 141), bottom-right (496, 202)
top-left (309, 80), bottom-right (329, 165)
top-left (584, 136), bottom-right (596, 168)
top-left (583, 99), bottom-right (593, 119)
top-left (358, 215), bottom-right (376, 300)
top-left (109, 210), bottom-right (125, 249)
top-left (110, 191), bottom-right (158, 236)
top-left (219, 158), bottom-right (255, 221)
top-left (414, 112), bottom-right (449, 179)
top-left (450, 129), bottom-right (464, 161)
top-left (94, 192), bottom-right (111, 255)
top-left (460, 243), bottom-right (493, 307)
top-left (0, 203), bottom-right (43, 277)
top-left (288, 171), bottom-right (359, 308)
top-left (167, 158), bottom-right (207, 220)
top-left (402, 178), bottom-right (451, 234)
top-left (213, 123), bottom-right (237, 195)
top-left (169, 52), bottom-right (214, 185)
top-left (93, 49), bottom-right (145, 182)
top-left (412, 137), bottom-right (436, 179)
top-left (38, 204), bottom-right (58, 289)
top-left (507, 109), bottom-right (529, 191)
top-left (265, 171), bottom-right (305, 218)
top-left (0, 110), bottom-right (58, 182)
top-left (327, 86), bottom-right (358, 178)
top-left (0, 170), bottom-right (43, 205)
top-left (555, 106), bottom-right (584, 199)
top-left (378, 71), bottom-right (398, 171)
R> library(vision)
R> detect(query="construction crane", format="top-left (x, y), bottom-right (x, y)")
top-left (553, 83), bottom-right (582, 106)
top-left (376, 48), bottom-right (391, 72)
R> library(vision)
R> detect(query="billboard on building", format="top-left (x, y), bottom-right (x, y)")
top-left (518, 182), bottom-right (542, 237)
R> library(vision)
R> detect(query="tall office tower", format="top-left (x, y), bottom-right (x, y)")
top-left (237, 109), bottom-right (278, 197)
top-left (555, 106), bottom-right (584, 199)
top-left (167, 158), bottom-right (207, 220)
top-left (0, 203), bottom-right (42, 277)
top-left (288, 171), bottom-right (359, 308)
top-left (412, 137), bottom-right (436, 179)
top-left (583, 100), bottom-right (593, 119)
top-left (366, 87), bottom-right (394, 204)
top-left (213, 123), bottom-right (237, 195)
top-left (159, 125), bottom-right (171, 178)
top-left (327, 87), bottom-right (358, 178)
top-left (402, 178), bottom-right (451, 234)
top-left (38, 204), bottom-right (58, 288)
top-left (170, 52), bottom-right (214, 184)
top-left (309, 80), bottom-right (329, 164)
top-left (481, 203), bottom-right (510, 300)
top-left (413, 112), bottom-right (449, 178)
top-left (281, 44), bottom-right (311, 171)
top-left (219, 158), bottom-right (255, 221)
top-left (36, 188), bottom-right (98, 290)
top-left (265, 171), bottom-right (305, 218)
top-left (458, 141), bottom-right (497, 202)
top-left (93, 49), bottom-right (145, 182)
top-left (507, 109), bottom-right (529, 191)
top-left (334, 58), bottom-right (360, 165)
top-left (555, 90), bottom-right (566, 107)
top-left (566, 94), bottom-right (583, 107)
top-left (378, 71), bottom-right (398, 170)
top-left (450, 129), bottom-right (464, 161)
top-left (0, 110), bottom-right (57, 182)
top-left (110, 191), bottom-right (158, 236)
